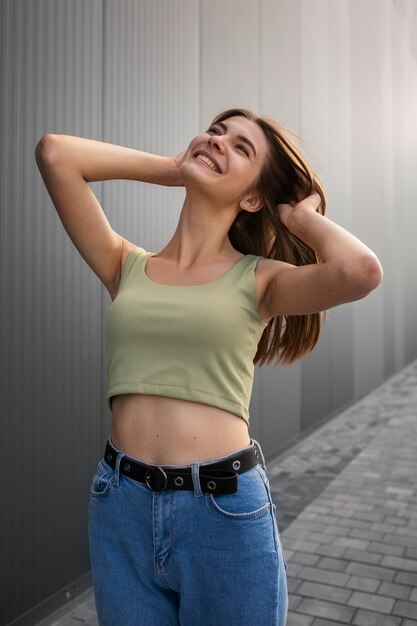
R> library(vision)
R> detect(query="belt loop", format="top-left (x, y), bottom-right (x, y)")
top-left (251, 438), bottom-right (267, 470)
top-left (191, 462), bottom-right (203, 497)
top-left (113, 451), bottom-right (127, 487)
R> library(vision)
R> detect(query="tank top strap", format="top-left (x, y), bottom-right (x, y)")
top-left (220, 253), bottom-right (263, 286)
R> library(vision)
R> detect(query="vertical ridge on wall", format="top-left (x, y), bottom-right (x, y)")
top-left (299, 0), bottom-right (333, 431)
top-left (256, 0), bottom-right (303, 450)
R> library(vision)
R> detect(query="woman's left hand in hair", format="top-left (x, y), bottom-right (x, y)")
top-left (277, 192), bottom-right (322, 231)
top-left (264, 193), bottom-right (383, 316)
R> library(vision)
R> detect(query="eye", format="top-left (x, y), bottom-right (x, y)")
top-left (236, 144), bottom-right (249, 157)
top-left (207, 125), bottom-right (221, 135)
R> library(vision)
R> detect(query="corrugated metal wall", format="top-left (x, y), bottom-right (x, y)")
top-left (1, 0), bottom-right (416, 623)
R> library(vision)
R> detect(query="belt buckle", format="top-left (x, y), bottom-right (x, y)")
top-left (145, 466), bottom-right (168, 491)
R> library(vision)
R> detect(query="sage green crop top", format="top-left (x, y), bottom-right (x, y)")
top-left (105, 247), bottom-right (268, 424)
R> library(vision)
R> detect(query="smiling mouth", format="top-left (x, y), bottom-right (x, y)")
top-left (192, 152), bottom-right (222, 173)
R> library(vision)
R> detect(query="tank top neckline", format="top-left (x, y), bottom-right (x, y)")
top-left (141, 250), bottom-right (254, 288)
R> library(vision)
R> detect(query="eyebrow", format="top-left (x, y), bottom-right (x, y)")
top-left (216, 121), bottom-right (257, 158)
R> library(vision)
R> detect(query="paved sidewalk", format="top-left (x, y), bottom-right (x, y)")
top-left (276, 359), bottom-right (417, 625)
top-left (42, 359), bottom-right (417, 626)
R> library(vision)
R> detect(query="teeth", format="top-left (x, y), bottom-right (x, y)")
top-left (196, 154), bottom-right (219, 173)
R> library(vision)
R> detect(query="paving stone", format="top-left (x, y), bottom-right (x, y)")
top-left (384, 515), bottom-right (409, 526)
top-left (352, 609), bottom-right (401, 626)
top-left (346, 575), bottom-right (380, 593)
top-left (342, 548), bottom-right (383, 565)
top-left (313, 544), bottom-right (347, 559)
top-left (323, 524), bottom-right (350, 537)
top-left (285, 539), bottom-right (321, 554)
top-left (380, 555), bottom-right (417, 572)
top-left (307, 533), bottom-right (338, 545)
top-left (316, 557), bottom-right (349, 572)
top-left (392, 599), bottom-right (417, 619)
top-left (286, 613), bottom-right (314, 626)
top-left (396, 526), bottom-right (417, 539)
top-left (296, 566), bottom-right (350, 587)
top-left (377, 581), bottom-right (412, 600)
top-left (295, 597), bottom-right (355, 621)
top-left (347, 527), bottom-right (385, 542)
top-left (289, 552), bottom-right (321, 567)
top-left (405, 547), bottom-right (417, 559)
top-left (286, 561), bottom-right (304, 577)
top-left (289, 594), bottom-right (303, 611)
top-left (287, 576), bottom-right (303, 593)
top-left (368, 540), bottom-right (404, 557)
top-left (296, 581), bottom-right (352, 604)
top-left (383, 533), bottom-right (417, 549)
top-left (347, 590), bottom-right (395, 614)
top-left (371, 522), bottom-right (397, 534)
top-left (312, 617), bottom-right (341, 626)
top-left (338, 518), bottom-right (373, 530)
top-left (395, 571), bottom-right (417, 586)
top-left (333, 537), bottom-right (369, 550)
top-left (345, 561), bottom-right (396, 582)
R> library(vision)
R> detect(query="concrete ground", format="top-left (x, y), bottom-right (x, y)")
top-left (41, 359), bottom-right (417, 626)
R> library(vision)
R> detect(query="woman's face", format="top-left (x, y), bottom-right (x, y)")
top-left (179, 116), bottom-right (269, 207)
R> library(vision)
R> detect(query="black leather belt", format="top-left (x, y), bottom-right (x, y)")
top-left (103, 438), bottom-right (263, 495)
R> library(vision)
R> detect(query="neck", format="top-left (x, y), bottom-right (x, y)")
top-left (159, 193), bottom-right (240, 264)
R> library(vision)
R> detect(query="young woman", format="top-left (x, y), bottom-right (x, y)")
top-left (35, 108), bottom-right (383, 626)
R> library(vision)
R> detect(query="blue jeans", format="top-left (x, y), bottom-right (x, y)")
top-left (88, 437), bottom-right (288, 625)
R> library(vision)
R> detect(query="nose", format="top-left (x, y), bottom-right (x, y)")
top-left (208, 133), bottom-right (225, 153)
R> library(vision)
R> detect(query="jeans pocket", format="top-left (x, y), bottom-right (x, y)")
top-left (90, 458), bottom-right (115, 498)
top-left (256, 465), bottom-right (287, 570)
top-left (207, 465), bottom-right (272, 520)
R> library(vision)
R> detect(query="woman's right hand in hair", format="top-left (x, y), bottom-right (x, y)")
top-left (170, 150), bottom-right (186, 186)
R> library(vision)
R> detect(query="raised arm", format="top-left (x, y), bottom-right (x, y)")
top-left (35, 135), bottom-right (183, 299)
top-left (36, 133), bottom-right (183, 185)
top-left (261, 193), bottom-right (384, 318)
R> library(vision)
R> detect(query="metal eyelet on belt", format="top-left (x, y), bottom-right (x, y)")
top-left (207, 480), bottom-right (216, 491)
top-left (145, 466), bottom-right (168, 491)
top-left (123, 463), bottom-right (130, 473)
top-left (232, 460), bottom-right (241, 470)
top-left (174, 476), bottom-right (184, 487)
top-left (107, 452), bottom-right (113, 462)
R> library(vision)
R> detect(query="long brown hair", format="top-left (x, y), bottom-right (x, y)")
top-left (210, 108), bottom-right (327, 366)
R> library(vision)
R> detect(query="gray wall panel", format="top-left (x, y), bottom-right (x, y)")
top-left (2, 0), bottom-right (417, 623)
top-left (260, 0), bottom-right (301, 132)
top-left (351, 0), bottom-right (384, 398)
top-left (326, 0), bottom-right (354, 411)
top-left (380, 0), bottom-right (398, 377)
top-left (299, 0), bottom-right (332, 429)
top-left (201, 0), bottom-right (260, 122)
top-left (259, 362), bottom-right (302, 457)
top-left (1, 1), bottom-right (104, 624)
top-left (257, 0), bottom-right (303, 455)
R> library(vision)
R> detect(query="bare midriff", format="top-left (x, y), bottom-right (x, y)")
top-left (110, 393), bottom-right (252, 465)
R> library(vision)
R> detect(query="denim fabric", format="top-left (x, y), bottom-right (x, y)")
top-left (88, 437), bottom-right (288, 625)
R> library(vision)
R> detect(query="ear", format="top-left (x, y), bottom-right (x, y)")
top-left (239, 195), bottom-right (264, 213)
